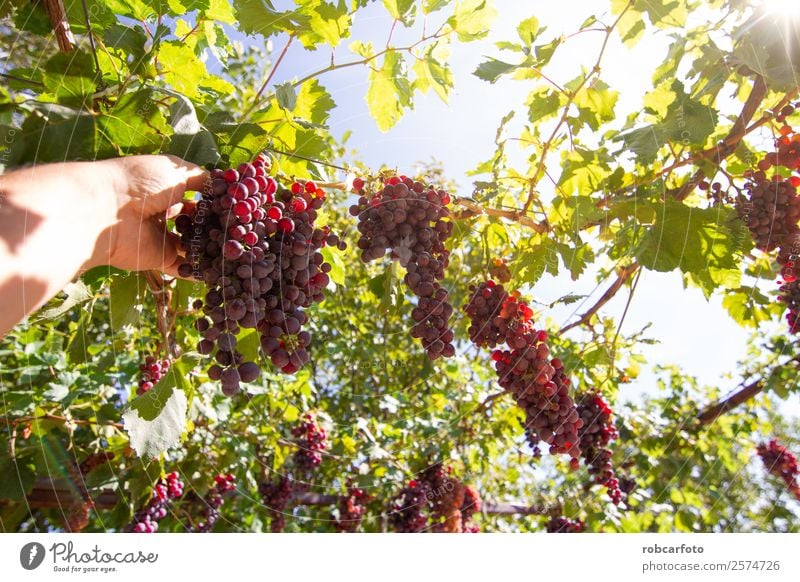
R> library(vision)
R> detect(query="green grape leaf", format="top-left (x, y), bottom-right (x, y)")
top-left (32, 281), bottom-right (93, 323)
top-left (517, 16), bottom-right (540, 46)
top-left (9, 103), bottom-right (98, 164)
top-left (163, 88), bottom-right (221, 166)
top-left (122, 365), bottom-right (191, 457)
top-left (448, 0), bottom-right (498, 42)
top-left (109, 273), bottom-right (147, 330)
top-left (234, 0), bottom-right (301, 36)
top-left (423, 0), bottom-right (448, 13)
top-left (66, 311), bottom-right (92, 365)
top-left (383, 0), bottom-right (416, 25)
top-left (276, 81), bottom-right (298, 111)
top-left (635, 202), bottom-right (743, 280)
top-left (0, 456), bottom-right (36, 501)
top-left (99, 89), bottom-right (171, 155)
top-left (367, 51), bottom-right (413, 132)
top-left (42, 51), bottom-right (96, 108)
top-left (321, 246), bottom-right (346, 286)
top-left (614, 81), bottom-right (718, 163)
top-left (473, 57), bottom-right (518, 84)
top-left (413, 51), bottom-right (453, 102)
top-left (296, 0), bottom-right (352, 48)
top-left (237, 330), bottom-right (262, 363)
top-left (293, 79), bottom-right (336, 126)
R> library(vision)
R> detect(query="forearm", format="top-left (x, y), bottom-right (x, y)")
top-left (0, 161), bottom-right (120, 336)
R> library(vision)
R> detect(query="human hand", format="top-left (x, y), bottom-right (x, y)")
top-left (91, 155), bottom-right (208, 277)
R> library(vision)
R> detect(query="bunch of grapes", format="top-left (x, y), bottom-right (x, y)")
top-left (464, 280), bottom-right (535, 349)
top-left (389, 479), bottom-right (429, 533)
top-left (418, 464), bottom-right (467, 533)
top-left (546, 516), bottom-right (585, 533)
top-left (259, 475), bottom-right (294, 533)
top-left (137, 356), bottom-right (170, 396)
top-left (759, 122), bottom-right (800, 172)
top-left (194, 473), bottom-right (236, 533)
top-left (350, 175), bottom-right (455, 360)
top-left (493, 342), bottom-right (582, 459)
top-left (735, 173), bottom-right (800, 255)
top-left (576, 392), bottom-right (622, 505)
top-left (757, 439), bottom-right (800, 498)
top-left (174, 153), bottom-right (338, 395)
top-left (460, 485), bottom-right (481, 533)
top-left (127, 472), bottom-right (184, 533)
top-left (488, 257), bottom-right (512, 283)
top-left (291, 414), bottom-right (328, 472)
top-left (779, 277), bottom-right (800, 332)
top-left (334, 486), bottom-right (370, 533)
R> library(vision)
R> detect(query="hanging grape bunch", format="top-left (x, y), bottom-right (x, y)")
top-left (350, 174), bottom-right (455, 360)
top-left (137, 355), bottom-right (170, 395)
top-left (460, 485), bottom-right (482, 533)
top-left (194, 473), bottom-right (236, 533)
top-left (757, 439), bottom-right (800, 499)
top-left (735, 174), bottom-right (800, 255)
top-left (259, 474), bottom-right (293, 533)
top-left (174, 153), bottom-right (339, 395)
top-left (546, 516), bottom-right (585, 533)
top-left (291, 413), bottom-right (328, 472)
top-left (493, 343), bottom-right (582, 459)
top-left (464, 280), bottom-right (536, 349)
top-left (576, 392), bottom-right (622, 505)
top-left (488, 257), bottom-right (512, 283)
top-left (778, 279), bottom-right (800, 332)
top-left (126, 472), bottom-right (184, 533)
top-left (389, 478), bottom-right (430, 533)
top-left (334, 486), bottom-right (370, 533)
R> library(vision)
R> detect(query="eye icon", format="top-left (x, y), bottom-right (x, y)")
top-left (20, 542), bottom-right (46, 570)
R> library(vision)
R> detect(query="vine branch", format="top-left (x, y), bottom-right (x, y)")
top-left (695, 379), bottom-right (764, 426)
top-left (452, 196), bottom-right (549, 233)
top-left (559, 262), bottom-right (640, 334)
top-left (43, 0), bottom-right (75, 52)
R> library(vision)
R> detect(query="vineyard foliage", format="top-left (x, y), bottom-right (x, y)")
top-left (1, 0), bottom-right (799, 532)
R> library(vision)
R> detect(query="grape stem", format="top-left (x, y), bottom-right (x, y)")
top-left (243, 34), bottom-right (296, 121)
top-left (452, 196), bottom-right (549, 233)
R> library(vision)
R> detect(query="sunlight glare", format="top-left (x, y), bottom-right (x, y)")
top-left (762, 0), bottom-right (800, 16)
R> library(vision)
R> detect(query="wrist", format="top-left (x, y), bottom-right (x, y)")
top-left (80, 159), bottom-right (126, 271)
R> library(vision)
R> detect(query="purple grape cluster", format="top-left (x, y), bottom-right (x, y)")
top-left (259, 475), bottom-right (293, 532)
top-left (388, 478), bottom-right (429, 533)
top-left (493, 342), bottom-right (582, 459)
top-left (175, 154), bottom-right (340, 395)
top-left (194, 473), bottom-right (236, 533)
top-left (464, 280), bottom-right (536, 349)
top-left (127, 472), bottom-right (184, 533)
top-left (350, 175), bottom-right (455, 360)
top-left (291, 414), bottom-right (328, 471)
top-left (576, 392), bottom-right (622, 505)
top-left (546, 516), bottom-right (585, 533)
